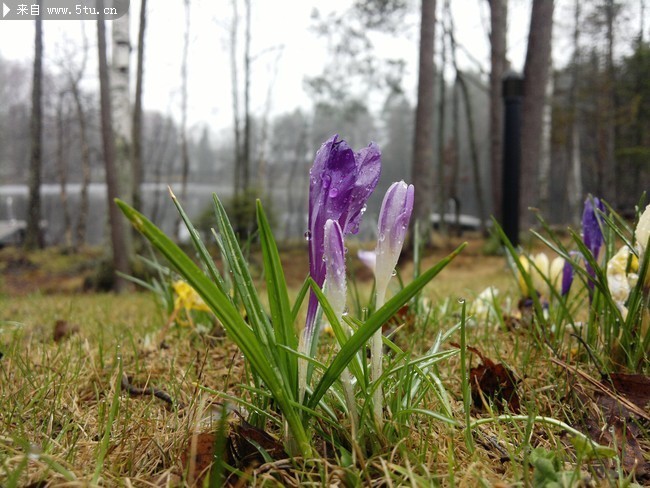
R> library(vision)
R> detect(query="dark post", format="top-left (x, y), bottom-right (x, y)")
top-left (501, 71), bottom-right (524, 246)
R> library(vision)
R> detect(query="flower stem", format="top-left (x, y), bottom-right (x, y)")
top-left (372, 286), bottom-right (387, 430)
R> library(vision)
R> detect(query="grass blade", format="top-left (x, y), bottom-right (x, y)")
top-left (308, 243), bottom-right (466, 409)
top-left (169, 187), bottom-right (228, 295)
top-left (116, 198), bottom-right (311, 457)
top-left (212, 194), bottom-right (276, 353)
top-left (257, 200), bottom-right (298, 396)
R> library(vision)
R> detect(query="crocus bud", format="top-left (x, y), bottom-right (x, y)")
top-left (582, 196), bottom-right (605, 291)
top-left (531, 253), bottom-right (550, 298)
top-left (637, 204), bottom-right (650, 256)
top-left (549, 256), bottom-right (565, 295)
top-left (607, 246), bottom-right (633, 319)
top-left (371, 181), bottom-right (414, 428)
top-left (324, 219), bottom-right (346, 318)
top-left (561, 258), bottom-right (575, 297)
top-left (582, 196), bottom-right (605, 260)
top-left (635, 204), bottom-right (650, 287)
top-left (374, 181), bottom-right (415, 297)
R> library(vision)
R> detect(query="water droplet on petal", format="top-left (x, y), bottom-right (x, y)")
top-left (329, 187), bottom-right (339, 198)
top-left (304, 230), bottom-right (312, 241)
top-left (378, 233), bottom-right (386, 242)
top-left (391, 269), bottom-right (397, 276)
top-left (344, 247), bottom-right (349, 254)
top-left (322, 174), bottom-right (332, 188)
top-left (360, 204), bottom-right (367, 214)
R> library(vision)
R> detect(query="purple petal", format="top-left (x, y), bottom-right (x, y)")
top-left (340, 142), bottom-right (382, 235)
top-left (305, 135), bottom-right (382, 333)
top-left (324, 219), bottom-right (346, 294)
top-left (582, 196), bottom-right (605, 260)
top-left (374, 181), bottom-right (414, 287)
top-left (561, 258), bottom-right (574, 296)
top-left (378, 181), bottom-right (414, 254)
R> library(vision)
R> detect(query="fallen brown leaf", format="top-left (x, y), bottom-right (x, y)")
top-left (53, 319), bottom-right (79, 343)
top-left (450, 343), bottom-right (521, 413)
top-left (605, 373), bottom-right (650, 413)
top-left (230, 418), bottom-right (287, 467)
top-left (181, 432), bottom-right (217, 487)
top-left (581, 392), bottom-right (649, 480)
top-left (552, 358), bottom-right (650, 480)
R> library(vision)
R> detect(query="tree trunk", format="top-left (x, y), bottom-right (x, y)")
top-left (25, 11), bottom-right (43, 250)
top-left (538, 67), bottom-right (553, 216)
top-left (603, 0), bottom-right (617, 206)
top-left (175, 0), bottom-right (191, 241)
top-left (111, 5), bottom-right (133, 255)
top-left (231, 0), bottom-right (242, 197)
top-left (436, 6), bottom-right (448, 236)
top-left (488, 0), bottom-right (507, 221)
top-left (520, 0), bottom-right (554, 227)
top-left (242, 0), bottom-right (252, 193)
top-left (411, 0), bottom-right (437, 245)
top-left (566, 0), bottom-right (582, 225)
top-left (456, 71), bottom-right (487, 234)
top-left (68, 25), bottom-right (91, 250)
top-left (132, 0), bottom-right (147, 212)
top-left (448, 12), bottom-right (487, 234)
top-left (71, 83), bottom-right (91, 249)
top-left (97, 1), bottom-right (130, 291)
top-left (56, 91), bottom-right (72, 249)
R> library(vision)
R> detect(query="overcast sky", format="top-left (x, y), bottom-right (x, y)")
top-left (0, 0), bottom-right (645, 133)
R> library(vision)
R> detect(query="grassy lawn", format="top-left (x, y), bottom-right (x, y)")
top-left (0, 239), bottom-right (648, 486)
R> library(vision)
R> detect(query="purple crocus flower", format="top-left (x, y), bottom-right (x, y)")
top-left (305, 135), bottom-right (381, 334)
top-left (371, 180), bottom-right (414, 427)
top-left (581, 196), bottom-right (606, 289)
top-left (582, 196), bottom-right (605, 261)
top-left (561, 257), bottom-right (575, 296)
top-left (373, 181), bottom-right (415, 301)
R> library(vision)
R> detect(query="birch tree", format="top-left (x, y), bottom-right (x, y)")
top-left (111, 2), bottom-right (133, 254)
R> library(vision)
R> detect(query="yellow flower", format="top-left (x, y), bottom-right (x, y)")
top-left (518, 253), bottom-right (565, 299)
top-left (607, 246), bottom-right (635, 319)
top-left (171, 280), bottom-right (211, 327)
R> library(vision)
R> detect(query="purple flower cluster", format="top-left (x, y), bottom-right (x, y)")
top-left (305, 135), bottom-right (381, 334)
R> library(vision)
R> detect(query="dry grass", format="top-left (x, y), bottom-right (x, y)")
top-left (0, 243), bottom-right (647, 486)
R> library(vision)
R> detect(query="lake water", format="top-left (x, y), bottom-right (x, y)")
top-left (0, 183), bottom-right (402, 247)
top-left (0, 183), bottom-right (258, 245)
